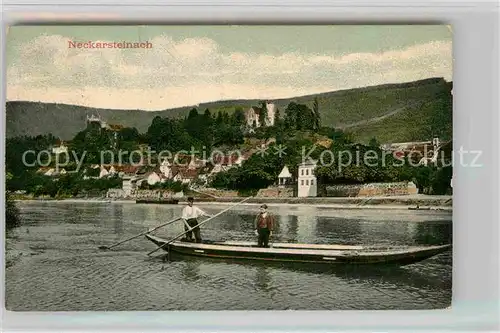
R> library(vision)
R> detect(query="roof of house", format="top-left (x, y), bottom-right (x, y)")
top-left (36, 167), bottom-right (53, 173)
top-left (115, 165), bottom-right (141, 174)
top-left (183, 169), bottom-right (200, 179)
top-left (278, 166), bottom-right (292, 178)
top-left (213, 154), bottom-right (240, 165)
top-left (299, 158), bottom-right (317, 167)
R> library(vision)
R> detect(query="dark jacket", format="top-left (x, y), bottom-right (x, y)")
top-left (254, 213), bottom-right (274, 231)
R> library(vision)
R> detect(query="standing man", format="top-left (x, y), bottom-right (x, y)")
top-left (182, 197), bottom-right (211, 243)
top-left (254, 204), bottom-right (274, 248)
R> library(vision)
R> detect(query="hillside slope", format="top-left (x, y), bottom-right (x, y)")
top-left (5, 77), bottom-right (452, 143)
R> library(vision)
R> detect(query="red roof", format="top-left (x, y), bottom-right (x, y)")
top-left (213, 154), bottom-right (240, 165)
top-left (115, 165), bottom-right (140, 174)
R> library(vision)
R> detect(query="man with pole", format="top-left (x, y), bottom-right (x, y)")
top-left (182, 197), bottom-right (211, 243)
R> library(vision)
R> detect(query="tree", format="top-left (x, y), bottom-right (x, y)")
top-left (274, 107), bottom-right (281, 127)
top-left (258, 101), bottom-right (268, 126)
top-left (203, 108), bottom-right (212, 123)
top-left (187, 108), bottom-right (199, 120)
top-left (368, 137), bottom-right (380, 148)
top-left (215, 111), bottom-right (224, 125)
top-left (233, 107), bottom-right (246, 126)
top-left (146, 117), bottom-right (196, 152)
top-left (313, 97), bottom-right (321, 130)
top-left (284, 102), bottom-right (315, 131)
top-left (119, 127), bottom-right (140, 142)
top-left (5, 172), bottom-right (21, 230)
top-left (213, 124), bottom-right (244, 147)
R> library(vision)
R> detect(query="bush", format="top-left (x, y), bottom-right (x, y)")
top-left (6, 191), bottom-right (21, 230)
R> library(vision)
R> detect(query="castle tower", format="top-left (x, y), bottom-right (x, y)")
top-left (265, 101), bottom-right (276, 126)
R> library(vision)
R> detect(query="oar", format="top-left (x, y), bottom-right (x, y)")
top-left (147, 197), bottom-right (252, 256)
top-left (98, 217), bottom-right (182, 250)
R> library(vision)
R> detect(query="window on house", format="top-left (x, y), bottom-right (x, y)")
top-left (311, 179), bottom-right (314, 185)
top-left (306, 169), bottom-right (309, 175)
top-left (301, 180), bottom-right (304, 185)
top-left (301, 169), bottom-right (304, 176)
top-left (306, 180), bottom-right (309, 185)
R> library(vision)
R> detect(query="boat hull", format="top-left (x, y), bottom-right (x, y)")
top-left (145, 234), bottom-right (451, 266)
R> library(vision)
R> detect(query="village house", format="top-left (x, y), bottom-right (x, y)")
top-left (159, 159), bottom-right (173, 178)
top-left (172, 168), bottom-right (200, 184)
top-left (380, 137), bottom-right (450, 165)
top-left (297, 159), bottom-right (318, 197)
top-left (143, 171), bottom-right (167, 186)
top-left (121, 176), bottom-right (136, 196)
top-left (245, 101), bottom-right (276, 128)
top-left (208, 154), bottom-right (244, 177)
top-left (36, 167), bottom-right (67, 177)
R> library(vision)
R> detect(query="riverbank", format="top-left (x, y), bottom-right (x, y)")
top-left (15, 194), bottom-right (453, 210)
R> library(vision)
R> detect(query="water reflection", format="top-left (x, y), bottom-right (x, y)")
top-left (217, 211), bottom-right (247, 231)
top-left (179, 260), bottom-right (201, 283)
top-left (255, 266), bottom-right (272, 292)
top-left (413, 222), bottom-right (453, 245)
top-left (167, 253), bottom-right (451, 292)
top-left (112, 204), bottom-right (124, 235)
top-left (296, 213), bottom-right (318, 243)
top-left (315, 217), bottom-right (363, 244)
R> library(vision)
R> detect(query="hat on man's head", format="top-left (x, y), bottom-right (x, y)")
top-left (260, 204), bottom-right (268, 209)
top-left (187, 197), bottom-right (194, 202)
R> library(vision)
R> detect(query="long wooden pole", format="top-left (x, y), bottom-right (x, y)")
top-left (98, 217), bottom-right (181, 250)
top-left (147, 197), bottom-right (252, 256)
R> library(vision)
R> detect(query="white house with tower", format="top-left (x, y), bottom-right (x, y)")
top-left (297, 159), bottom-right (318, 197)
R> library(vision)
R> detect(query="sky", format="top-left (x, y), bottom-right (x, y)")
top-left (6, 25), bottom-right (453, 110)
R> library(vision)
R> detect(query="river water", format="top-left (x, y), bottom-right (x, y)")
top-left (5, 201), bottom-right (452, 311)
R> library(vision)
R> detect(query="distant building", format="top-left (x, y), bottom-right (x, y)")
top-left (85, 114), bottom-right (123, 148)
top-left (159, 159), bottom-right (172, 178)
top-left (99, 165), bottom-right (109, 178)
top-left (380, 137), bottom-right (447, 165)
top-left (245, 101), bottom-right (276, 128)
top-left (145, 171), bottom-right (163, 185)
top-left (278, 165), bottom-right (293, 187)
top-left (297, 159), bottom-right (317, 197)
top-left (86, 114), bottom-right (107, 130)
top-left (52, 141), bottom-right (68, 155)
top-left (122, 176), bottom-right (136, 196)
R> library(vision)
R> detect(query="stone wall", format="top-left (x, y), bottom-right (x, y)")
top-left (256, 186), bottom-right (294, 198)
top-left (194, 188), bottom-right (240, 198)
top-left (107, 189), bottom-right (126, 198)
top-left (325, 182), bottom-right (418, 197)
top-left (106, 189), bottom-right (178, 199)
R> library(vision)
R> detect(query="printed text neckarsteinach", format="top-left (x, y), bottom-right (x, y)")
top-left (68, 40), bottom-right (153, 49)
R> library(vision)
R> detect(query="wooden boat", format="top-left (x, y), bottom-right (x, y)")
top-left (136, 199), bottom-right (179, 204)
top-left (145, 234), bottom-right (451, 266)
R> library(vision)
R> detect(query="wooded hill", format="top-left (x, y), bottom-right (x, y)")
top-left (5, 77), bottom-right (452, 144)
